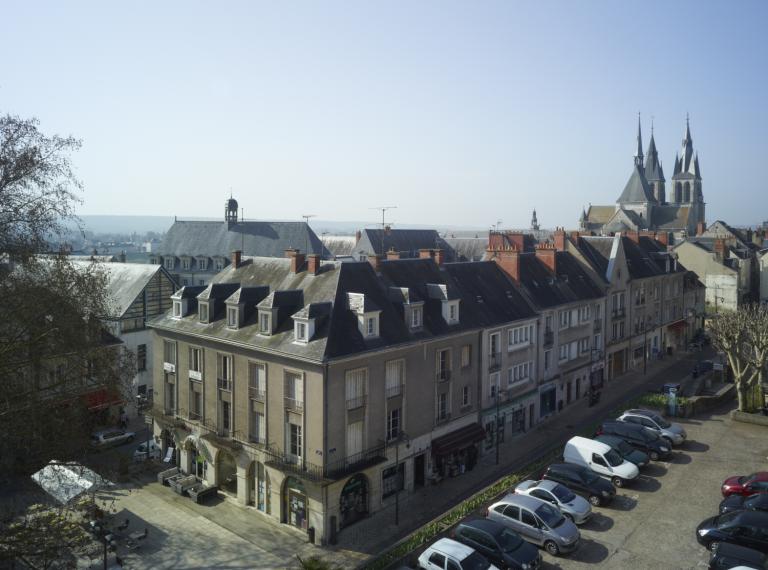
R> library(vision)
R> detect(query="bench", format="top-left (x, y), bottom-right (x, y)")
top-left (188, 484), bottom-right (219, 504)
top-left (158, 467), bottom-right (180, 485)
top-left (170, 475), bottom-right (197, 495)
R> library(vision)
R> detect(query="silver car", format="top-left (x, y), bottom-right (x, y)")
top-left (487, 493), bottom-right (580, 556)
top-left (514, 479), bottom-right (592, 525)
top-left (90, 429), bottom-right (135, 448)
top-left (617, 409), bottom-right (687, 446)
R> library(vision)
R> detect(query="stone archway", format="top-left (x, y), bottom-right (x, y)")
top-left (339, 474), bottom-right (369, 528)
top-left (216, 449), bottom-right (238, 495)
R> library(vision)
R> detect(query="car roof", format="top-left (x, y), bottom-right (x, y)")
top-left (746, 494), bottom-right (768, 507)
top-left (534, 479), bottom-right (559, 492)
top-left (749, 472), bottom-right (768, 482)
top-left (459, 518), bottom-right (506, 537)
top-left (731, 511), bottom-right (768, 525)
top-left (549, 462), bottom-right (587, 474)
top-left (712, 541), bottom-right (768, 563)
top-left (595, 434), bottom-right (623, 445)
top-left (625, 409), bottom-right (662, 419)
top-left (496, 493), bottom-right (548, 510)
top-left (567, 436), bottom-right (611, 453)
top-left (429, 538), bottom-right (476, 558)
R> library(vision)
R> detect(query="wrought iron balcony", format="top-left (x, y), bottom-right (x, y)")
top-left (248, 387), bottom-right (266, 401)
top-left (263, 442), bottom-right (387, 483)
top-left (385, 384), bottom-right (403, 399)
top-left (217, 378), bottom-right (233, 391)
top-left (593, 319), bottom-right (602, 332)
top-left (488, 352), bottom-right (502, 372)
top-left (612, 308), bottom-right (626, 319)
top-left (544, 330), bottom-right (554, 347)
top-left (436, 369), bottom-right (451, 383)
top-left (345, 395), bottom-right (367, 410)
top-left (284, 397), bottom-right (304, 412)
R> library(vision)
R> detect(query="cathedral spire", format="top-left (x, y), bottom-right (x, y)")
top-left (531, 208), bottom-right (540, 231)
top-left (634, 112), bottom-right (644, 168)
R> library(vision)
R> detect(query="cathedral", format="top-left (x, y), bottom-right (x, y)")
top-left (579, 117), bottom-right (705, 238)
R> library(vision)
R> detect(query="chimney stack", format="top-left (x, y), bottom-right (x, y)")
top-left (386, 247), bottom-right (400, 260)
top-left (553, 227), bottom-right (567, 251)
top-left (231, 250), bottom-right (242, 268)
top-left (714, 239), bottom-right (726, 262)
top-left (285, 248), bottom-right (306, 273)
top-left (489, 245), bottom-right (521, 282)
top-left (696, 221), bottom-right (706, 236)
top-left (434, 249), bottom-right (445, 266)
top-left (368, 254), bottom-right (381, 272)
top-left (535, 242), bottom-right (557, 273)
top-left (307, 254), bottom-right (321, 275)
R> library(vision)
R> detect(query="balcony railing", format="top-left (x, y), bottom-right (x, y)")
top-left (284, 397), bottom-right (304, 411)
top-left (248, 433), bottom-right (267, 446)
top-left (593, 319), bottom-right (602, 332)
top-left (544, 330), bottom-right (554, 347)
top-left (488, 352), bottom-right (502, 371)
top-left (263, 442), bottom-right (387, 483)
top-left (436, 369), bottom-right (451, 383)
top-left (612, 308), bottom-right (626, 319)
top-left (217, 378), bottom-right (232, 391)
top-left (249, 387), bottom-right (266, 401)
top-left (385, 384), bottom-right (403, 399)
top-left (188, 410), bottom-right (202, 421)
top-left (345, 395), bottom-right (367, 410)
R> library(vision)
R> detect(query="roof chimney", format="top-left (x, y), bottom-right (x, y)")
top-left (489, 245), bottom-right (521, 282)
top-left (655, 231), bottom-right (669, 246)
top-left (535, 243), bottom-right (557, 273)
top-left (419, 248), bottom-right (434, 260)
top-left (368, 254), bottom-right (381, 272)
top-left (386, 247), bottom-right (400, 260)
top-left (231, 250), bottom-right (242, 268)
top-left (696, 221), bottom-right (706, 236)
top-left (285, 248), bottom-right (306, 273)
top-left (714, 239), bottom-right (725, 262)
top-left (554, 227), bottom-right (567, 251)
top-left (307, 254), bottom-right (321, 276)
top-left (434, 249), bottom-right (445, 266)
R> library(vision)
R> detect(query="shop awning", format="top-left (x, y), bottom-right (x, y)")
top-left (431, 423), bottom-right (486, 455)
top-left (83, 388), bottom-right (124, 411)
top-left (667, 320), bottom-right (687, 332)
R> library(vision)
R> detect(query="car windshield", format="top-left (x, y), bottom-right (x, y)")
top-left (552, 484), bottom-right (576, 503)
top-left (716, 511), bottom-right (741, 527)
top-left (497, 528), bottom-right (525, 552)
top-left (535, 503), bottom-right (565, 528)
top-left (461, 551), bottom-right (492, 570)
top-left (583, 469), bottom-right (600, 484)
top-left (605, 449), bottom-right (624, 467)
top-left (641, 428), bottom-right (660, 442)
top-left (653, 415), bottom-right (671, 428)
top-left (739, 474), bottom-right (758, 485)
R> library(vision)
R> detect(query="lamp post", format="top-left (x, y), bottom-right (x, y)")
top-left (393, 431), bottom-right (409, 526)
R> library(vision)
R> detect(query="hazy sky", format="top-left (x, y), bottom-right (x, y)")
top-left (2, 1), bottom-right (766, 229)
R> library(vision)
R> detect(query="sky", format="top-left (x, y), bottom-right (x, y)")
top-left (2, 1), bottom-right (767, 230)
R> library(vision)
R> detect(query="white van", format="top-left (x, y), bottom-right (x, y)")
top-left (132, 439), bottom-right (161, 461)
top-left (563, 436), bottom-right (639, 488)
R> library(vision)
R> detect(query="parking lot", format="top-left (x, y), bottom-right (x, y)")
top-left (520, 404), bottom-right (768, 569)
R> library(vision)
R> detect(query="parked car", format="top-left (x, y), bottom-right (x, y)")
top-left (616, 409), bottom-right (687, 446)
top-left (708, 542), bottom-right (768, 570)
top-left (514, 480), bottom-right (592, 525)
top-left (696, 510), bottom-right (768, 553)
top-left (486, 494), bottom-right (580, 556)
top-left (595, 421), bottom-right (671, 461)
top-left (719, 494), bottom-right (768, 516)
top-left (90, 429), bottom-right (135, 448)
top-left (722, 473), bottom-right (768, 498)
top-left (563, 436), bottom-right (639, 488)
top-left (450, 519), bottom-right (541, 569)
top-left (541, 463), bottom-right (615, 507)
top-left (594, 434), bottom-right (650, 468)
top-left (133, 439), bottom-right (161, 461)
top-left (417, 537), bottom-right (500, 570)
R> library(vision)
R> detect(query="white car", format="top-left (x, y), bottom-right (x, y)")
top-left (133, 440), bottom-right (161, 461)
top-left (417, 538), bottom-right (499, 570)
top-left (90, 429), bottom-right (135, 448)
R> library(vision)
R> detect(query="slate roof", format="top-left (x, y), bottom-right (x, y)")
top-left (574, 236), bottom-right (614, 280)
top-left (586, 206), bottom-right (615, 225)
top-left (356, 229), bottom-right (455, 259)
top-left (516, 252), bottom-right (604, 308)
top-left (617, 165), bottom-right (654, 204)
top-left (623, 237), bottom-right (685, 279)
top-left (321, 235), bottom-right (357, 258)
top-left (443, 237), bottom-right (489, 262)
top-left (157, 220), bottom-right (330, 260)
top-left (652, 205), bottom-right (691, 230)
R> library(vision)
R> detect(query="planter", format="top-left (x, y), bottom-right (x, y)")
top-left (731, 409), bottom-right (768, 427)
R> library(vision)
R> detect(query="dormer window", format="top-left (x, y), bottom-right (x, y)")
top-left (198, 257), bottom-right (208, 271)
top-left (411, 306), bottom-right (422, 328)
top-left (443, 300), bottom-right (460, 325)
top-left (182, 257), bottom-right (191, 271)
top-left (215, 258), bottom-right (225, 271)
top-left (366, 317), bottom-right (375, 335)
top-left (449, 304), bottom-right (456, 321)
top-left (164, 257), bottom-right (175, 270)
top-left (173, 301), bottom-right (182, 318)
top-left (295, 321), bottom-right (307, 343)
top-left (227, 307), bottom-right (239, 329)
top-left (199, 303), bottom-right (209, 323)
top-left (259, 313), bottom-right (271, 334)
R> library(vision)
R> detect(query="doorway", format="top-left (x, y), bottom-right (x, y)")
top-left (414, 454), bottom-right (425, 488)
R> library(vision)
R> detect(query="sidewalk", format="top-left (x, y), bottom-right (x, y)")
top-left (332, 349), bottom-right (707, 566)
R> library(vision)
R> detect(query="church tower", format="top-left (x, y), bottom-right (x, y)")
top-left (225, 194), bottom-right (239, 226)
top-left (671, 116), bottom-right (704, 231)
top-left (531, 208), bottom-right (540, 231)
top-left (644, 122), bottom-right (665, 203)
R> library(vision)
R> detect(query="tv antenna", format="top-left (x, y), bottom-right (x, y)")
top-left (302, 214), bottom-right (317, 254)
top-left (370, 206), bottom-right (397, 256)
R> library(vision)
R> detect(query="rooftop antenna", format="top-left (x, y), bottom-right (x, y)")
top-left (370, 206), bottom-right (397, 255)
top-left (302, 214), bottom-right (317, 254)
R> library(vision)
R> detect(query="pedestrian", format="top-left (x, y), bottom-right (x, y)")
top-left (120, 409), bottom-right (128, 430)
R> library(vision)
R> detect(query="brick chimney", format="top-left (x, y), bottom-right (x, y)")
top-left (696, 221), bottom-right (706, 236)
top-left (570, 231), bottom-right (581, 243)
top-left (434, 249), bottom-right (445, 266)
top-left (285, 248), bottom-right (306, 273)
top-left (553, 227), bottom-right (567, 251)
top-left (714, 239), bottom-right (726, 261)
top-left (231, 250), bottom-right (242, 268)
top-left (368, 254), bottom-right (381, 272)
top-left (655, 231), bottom-right (669, 246)
top-left (419, 249), bottom-right (434, 260)
top-left (489, 245), bottom-right (520, 282)
top-left (535, 243), bottom-right (557, 273)
top-left (386, 247), bottom-right (400, 260)
top-left (307, 254), bottom-right (321, 275)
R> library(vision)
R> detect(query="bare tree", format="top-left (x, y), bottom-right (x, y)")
top-left (708, 304), bottom-right (768, 412)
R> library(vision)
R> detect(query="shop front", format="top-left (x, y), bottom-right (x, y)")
top-left (539, 383), bottom-right (557, 418)
top-left (283, 477), bottom-right (308, 530)
top-left (339, 474), bottom-right (369, 528)
top-left (430, 423), bottom-right (485, 479)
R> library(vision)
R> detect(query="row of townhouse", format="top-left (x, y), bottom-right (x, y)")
top-left (148, 233), bottom-right (703, 545)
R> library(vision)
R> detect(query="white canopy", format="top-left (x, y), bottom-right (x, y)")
top-left (31, 460), bottom-right (113, 505)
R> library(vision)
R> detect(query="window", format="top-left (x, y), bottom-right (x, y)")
top-left (559, 310), bottom-right (570, 329)
top-left (507, 324), bottom-right (533, 350)
top-left (189, 347), bottom-right (203, 380)
top-left (295, 321), bottom-right (307, 342)
top-left (199, 303), bottom-right (209, 322)
top-left (198, 258), bottom-right (208, 271)
top-left (449, 304), bottom-right (456, 321)
top-left (559, 344), bottom-right (569, 362)
top-left (366, 317), bottom-right (375, 335)
top-left (427, 553), bottom-right (445, 568)
top-left (387, 408), bottom-right (400, 441)
top-left (382, 463), bottom-right (405, 498)
top-left (595, 304), bottom-right (601, 319)
top-left (579, 305), bottom-right (591, 322)
top-left (217, 353), bottom-right (233, 391)
top-left (215, 258), bottom-right (225, 271)
top-left (285, 372), bottom-right (304, 410)
top-left (345, 368), bottom-right (367, 410)
top-left (189, 386), bottom-right (202, 420)
top-left (521, 510), bottom-right (537, 527)
top-left (436, 348), bottom-right (451, 381)
top-left (579, 337), bottom-right (590, 354)
top-left (544, 350), bottom-right (551, 371)
top-left (490, 332), bottom-right (500, 356)
top-left (347, 420), bottom-right (364, 456)
top-left (227, 307), bottom-right (238, 328)
top-left (503, 505), bottom-right (521, 520)
top-left (250, 411), bottom-right (265, 444)
top-left (221, 400), bottom-right (231, 432)
top-left (462, 385), bottom-right (470, 407)
top-left (437, 392), bottom-right (448, 421)
top-left (289, 423), bottom-right (302, 458)
top-left (163, 340), bottom-right (176, 365)
top-left (594, 333), bottom-right (602, 349)
top-left (363, 313), bottom-right (379, 338)
top-left (248, 362), bottom-right (266, 400)
top-left (508, 362), bottom-right (533, 386)
top-left (136, 344), bottom-right (147, 372)
top-left (164, 257), bottom-right (174, 270)
top-left (545, 315), bottom-right (553, 332)
top-left (411, 307), bottom-right (422, 328)
top-left (172, 301), bottom-right (181, 318)
top-left (182, 258), bottom-right (191, 270)
top-left (461, 345), bottom-right (471, 368)
top-left (490, 372), bottom-right (500, 399)
top-left (385, 360), bottom-right (404, 398)
top-left (259, 312), bottom-right (271, 334)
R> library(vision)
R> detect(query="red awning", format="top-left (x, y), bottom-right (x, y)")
top-left (431, 423), bottom-right (486, 455)
top-left (83, 388), bottom-right (124, 411)
top-left (667, 320), bottom-right (687, 332)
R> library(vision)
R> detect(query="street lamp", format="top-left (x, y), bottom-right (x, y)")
top-left (392, 431), bottom-right (410, 526)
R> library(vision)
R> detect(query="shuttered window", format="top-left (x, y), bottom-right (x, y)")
top-left (346, 421), bottom-right (364, 457)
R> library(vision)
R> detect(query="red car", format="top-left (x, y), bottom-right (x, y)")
top-left (721, 472), bottom-right (768, 497)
